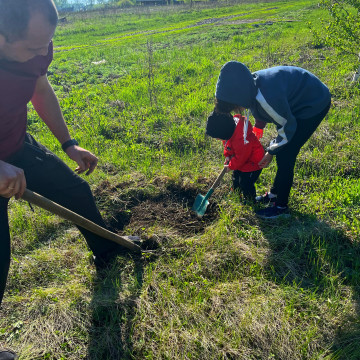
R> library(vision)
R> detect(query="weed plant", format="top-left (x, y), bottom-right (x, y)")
top-left (1, 0), bottom-right (360, 359)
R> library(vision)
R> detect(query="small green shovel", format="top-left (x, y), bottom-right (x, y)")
top-left (192, 166), bottom-right (228, 217)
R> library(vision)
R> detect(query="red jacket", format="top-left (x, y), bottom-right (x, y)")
top-left (223, 114), bottom-right (265, 172)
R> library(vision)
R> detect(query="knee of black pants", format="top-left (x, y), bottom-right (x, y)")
top-left (238, 172), bottom-right (257, 199)
top-left (275, 150), bottom-right (298, 169)
top-left (57, 180), bottom-right (104, 225)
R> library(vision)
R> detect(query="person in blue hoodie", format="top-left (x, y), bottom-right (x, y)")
top-left (214, 61), bottom-right (331, 219)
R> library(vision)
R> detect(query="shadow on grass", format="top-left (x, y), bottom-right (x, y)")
top-left (257, 212), bottom-right (360, 359)
top-left (86, 177), bottom-right (222, 359)
top-left (87, 255), bottom-right (145, 360)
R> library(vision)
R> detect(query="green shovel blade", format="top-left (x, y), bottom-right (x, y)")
top-left (192, 194), bottom-right (209, 217)
top-left (192, 189), bottom-right (214, 217)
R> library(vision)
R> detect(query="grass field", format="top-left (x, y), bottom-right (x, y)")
top-left (1, 0), bottom-right (360, 359)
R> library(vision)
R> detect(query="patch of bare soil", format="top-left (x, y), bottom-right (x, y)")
top-left (94, 177), bottom-right (221, 240)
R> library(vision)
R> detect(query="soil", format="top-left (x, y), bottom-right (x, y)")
top-left (94, 177), bottom-right (222, 249)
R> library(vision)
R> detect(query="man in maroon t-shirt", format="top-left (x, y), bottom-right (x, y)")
top-left (0, 3), bottom-right (127, 357)
top-left (0, 1), bottom-right (99, 195)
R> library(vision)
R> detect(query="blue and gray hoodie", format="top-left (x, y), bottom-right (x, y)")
top-left (215, 61), bottom-right (331, 155)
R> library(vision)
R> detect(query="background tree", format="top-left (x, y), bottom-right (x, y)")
top-left (313, 0), bottom-right (360, 81)
top-left (54, 0), bottom-right (69, 8)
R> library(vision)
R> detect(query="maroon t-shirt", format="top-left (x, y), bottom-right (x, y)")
top-left (0, 42), bottom-right (53, 160)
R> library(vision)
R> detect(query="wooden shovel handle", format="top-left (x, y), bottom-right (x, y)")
top-left (22, 189), bottom-right (141, 254)
top-left (210, 166), bottom-right (227, 190)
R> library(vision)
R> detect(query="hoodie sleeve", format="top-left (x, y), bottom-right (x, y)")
top-left (253, 66), bottom-right (331, 155)
top-left (255, 90), bottom-right (297, 155)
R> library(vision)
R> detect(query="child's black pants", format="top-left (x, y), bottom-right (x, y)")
top-left (233, 169), bottom-right (262, 200)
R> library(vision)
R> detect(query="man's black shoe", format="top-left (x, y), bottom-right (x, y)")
top-left (0, 349), bottom-right (17, 360)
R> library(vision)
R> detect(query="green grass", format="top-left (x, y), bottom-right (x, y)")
top-left (1, 0), bottom-right (360, 359)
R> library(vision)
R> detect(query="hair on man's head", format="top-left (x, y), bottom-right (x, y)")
top-left (0, 0), bottom-right (58, 42)
top-left (206, 111), bottom-right (236, 140)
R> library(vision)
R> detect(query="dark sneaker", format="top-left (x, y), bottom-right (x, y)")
top-left (0, 349), bottom-right (17, 360)
top-left (256, 205), bottom-right (290, 219)
top-left (255, 192), bottom-right (277, 204)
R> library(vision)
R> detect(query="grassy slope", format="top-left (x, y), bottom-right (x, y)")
top-left (1, 0), bottom-right (360, 359)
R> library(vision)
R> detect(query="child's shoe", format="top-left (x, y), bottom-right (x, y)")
top-left (255, 192), bottom-right (277, 204)
top-left (255, 204), bottom-right (290, 219)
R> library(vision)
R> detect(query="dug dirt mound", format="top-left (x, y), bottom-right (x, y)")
top-left (94, 177), bottom-right (221, 239)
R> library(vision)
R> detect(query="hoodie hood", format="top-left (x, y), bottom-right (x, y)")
top-left (215, 61), bottom-right (257, 108)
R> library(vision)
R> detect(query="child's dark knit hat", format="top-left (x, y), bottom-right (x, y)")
top-left (206, 111), bottom-right (235, 140)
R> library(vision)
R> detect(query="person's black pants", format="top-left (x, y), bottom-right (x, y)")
top-left (233, 169), bottom-right (262, 200)
top-left (271, 103), bottom-right (331, 206)
top-left (0, 134), bottom-right (119, 306)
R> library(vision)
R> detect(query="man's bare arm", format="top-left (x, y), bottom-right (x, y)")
top-left (31, 74), bottom-right (72, 144)
top-left (31, 75), bottom-right (98, 175)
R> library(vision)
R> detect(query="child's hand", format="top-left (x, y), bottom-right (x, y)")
top-left (224, 157), bottom-right (230, 165)
top-left (253, 127), bottom-right (264, 140)
top-left (224, 165), bottom-right (231, 172)
top-left (258, 152), bottom-right (273, 168)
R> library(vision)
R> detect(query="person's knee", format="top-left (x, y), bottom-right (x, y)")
top-left (71, 179), bottom-right (93, 198)
top-left (276, 153), bottom-right (297, 170)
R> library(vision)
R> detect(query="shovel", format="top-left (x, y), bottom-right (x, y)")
top-left (192, 166), bottom-right (227, 217)
top-left (22, 189), bottom-right (141, 254)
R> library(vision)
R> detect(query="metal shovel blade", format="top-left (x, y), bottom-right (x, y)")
top-left (192, 167), bottom-right (227, 217)
top-left (192, 193), bottom-right (209, 217)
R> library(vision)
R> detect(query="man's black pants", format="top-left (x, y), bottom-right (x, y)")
top-left (0, 134), bottom-right (119, 306)
top-left (271, 102), bottom-right (331, 206)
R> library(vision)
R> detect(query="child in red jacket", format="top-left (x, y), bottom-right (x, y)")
top-left (206, 110), bottom-right (265, 202)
